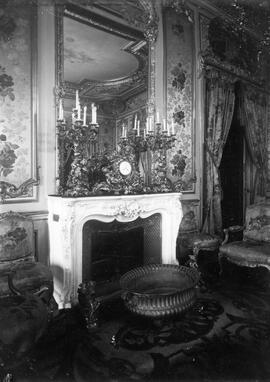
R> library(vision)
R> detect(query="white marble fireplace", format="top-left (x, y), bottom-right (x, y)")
top-left (48, 193), bottom-right (183, 308)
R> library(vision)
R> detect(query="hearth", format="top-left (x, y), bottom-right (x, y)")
top-left (83, 221), bottom-right (144, 285)
top-left (82, 216), bottom-right (161, 298)
top-left (48, 193), bottom-right (182, 308)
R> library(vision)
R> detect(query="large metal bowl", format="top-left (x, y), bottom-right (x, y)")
top-left (120, 264), bottom-right (200, 318)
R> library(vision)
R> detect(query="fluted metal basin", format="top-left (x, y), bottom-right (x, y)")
top-left (120, 264), bottom-right (200, 318)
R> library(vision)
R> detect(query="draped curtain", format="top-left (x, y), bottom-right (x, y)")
top-left (239, 84), bottom-right (268, 203)
top-left (202, 72), bottom-right (235, 235)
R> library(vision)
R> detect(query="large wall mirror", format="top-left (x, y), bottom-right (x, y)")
top-left (55, 1), bottom-right (161, 196)
top-left (57, 1), bottom-right (152, 149)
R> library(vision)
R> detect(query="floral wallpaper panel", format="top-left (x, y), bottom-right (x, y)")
top-left (164, 8), bottom-right (195, 192)
top-left (0, 4), bottom-right (36, 198)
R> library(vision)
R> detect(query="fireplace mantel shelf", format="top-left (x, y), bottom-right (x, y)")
top-left (48, 192), bottom-right (183, 308)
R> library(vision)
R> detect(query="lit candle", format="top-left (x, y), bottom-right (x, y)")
top-left (146, 117), bottom-right (149, 134)
top-left (91, 103), bottom-right (97, 124)
top-left (137, 120), bottom-right (140, 136)
top-left (58, 99), bottom-right (63, 120)
top-left (72, 111), bottom-right (75, 124)
top-left (134, 114), bottom-right (137, 130)
top-left (171, 121), bottom-right (175, 135)
top-left (76, 90), bottom-right (79, 109)
top-left (149, 116), bottom-right (153, 132)
top-left (78, 104), bottom-right (81, 120)
top-left (163, 118), bottom-right (167, 131)
top-left (122, 124), bottom-right (125, 138)
top-left (156, 111), bottom-right (160, 124)
top-left (83, 106), bottom-right (87, 125)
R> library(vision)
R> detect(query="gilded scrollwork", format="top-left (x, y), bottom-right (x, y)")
top-left (0, 178), bottom-right (39, 203)
top-left (55, 1), bottom-right (153, 101)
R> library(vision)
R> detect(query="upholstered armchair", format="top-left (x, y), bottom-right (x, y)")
top-left (219, 202), bottom-right (270, 274)
top-left (0, 211), bottom-right (54, 361)
top-left (0, 211), bottom-right (53, 296)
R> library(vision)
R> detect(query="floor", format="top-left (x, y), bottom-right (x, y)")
top-left (2, 258), bottom-right (270, 382)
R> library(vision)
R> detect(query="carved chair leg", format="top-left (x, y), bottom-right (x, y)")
top-left (189, 246), bottom-right (207, 290)
top-left (189, 246), bottom-right (200, 269)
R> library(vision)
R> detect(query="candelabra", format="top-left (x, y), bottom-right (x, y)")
top-left (119, 119), bottom-right (176, 190)
top-left (56, 111), bottom-right (99, 196)
top-left (56, 90), bottom-right (178, 195)
top-left (120, 120), bottom-right (176, 150)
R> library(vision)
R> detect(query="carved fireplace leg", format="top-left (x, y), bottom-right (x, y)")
top-left (78, 281), bottom-right (101, 331)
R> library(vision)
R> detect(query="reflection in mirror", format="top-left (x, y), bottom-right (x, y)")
top-left (62, 3), bottom-right (148, 154)
top-left (56, 2), bottom-right (150, 195)
top-left (56, 2), bottom-right (175, 197)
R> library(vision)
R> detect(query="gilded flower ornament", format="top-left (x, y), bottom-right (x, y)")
top-left (110, 202), bottom-right (144, 219)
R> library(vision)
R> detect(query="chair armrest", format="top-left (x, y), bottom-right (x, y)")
top-left (221, 225), bottom-right (244, 245)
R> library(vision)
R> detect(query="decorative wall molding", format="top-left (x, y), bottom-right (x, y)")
top-left (0, 178), bottom-right (39, 204)
top-left (24, 210), bottom-right (48, 221)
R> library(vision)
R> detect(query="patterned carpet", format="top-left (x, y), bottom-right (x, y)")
top-left (2, 262), bottom-right (270, 382)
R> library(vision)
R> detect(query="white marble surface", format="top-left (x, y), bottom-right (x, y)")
top-left (48, 193), bottom-right (183, 308)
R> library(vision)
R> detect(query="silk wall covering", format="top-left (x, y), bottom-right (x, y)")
top-left (164, 7), bottom-right (195, 192)
top-left (0, 3), bottom-right (37, 202)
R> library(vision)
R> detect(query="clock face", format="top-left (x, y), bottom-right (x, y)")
top-left (119, 160), bottom-right (132, 176)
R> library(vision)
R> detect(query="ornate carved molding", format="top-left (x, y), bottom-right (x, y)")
top-left (0, 178), bottom-right (39, 203)
top-left (136, 0), bottom-right (159, 43)
top-left (56, 2), bottom-right (150, 100)
top-left (55, 0), bottom-right (158, 109)
top-left (108, 201), bottom-right (145, 219)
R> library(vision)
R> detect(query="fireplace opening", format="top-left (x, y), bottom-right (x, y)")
top-left (82, 214), bottom-right (161, 298)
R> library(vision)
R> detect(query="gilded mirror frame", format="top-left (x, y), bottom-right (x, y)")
top-left (55, 0), bottom-right (158, 116)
